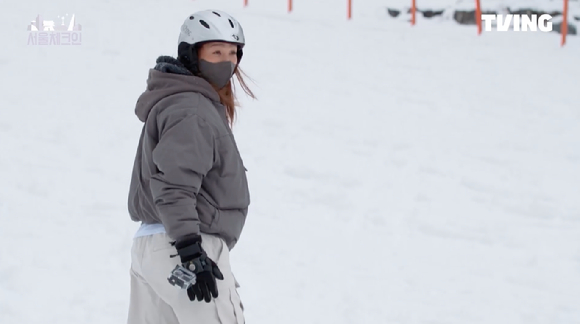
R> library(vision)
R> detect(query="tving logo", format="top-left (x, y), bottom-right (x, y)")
top-left (481, 14), bottom-right (553, 32)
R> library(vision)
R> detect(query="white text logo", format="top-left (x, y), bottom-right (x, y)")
top-left (481, 14), bottom-right (553, 32)
top-left (27, 14), bottom-right (82, 46)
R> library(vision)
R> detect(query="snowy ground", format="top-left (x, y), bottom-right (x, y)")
top-left (1, 0), bottom-right (579, 323)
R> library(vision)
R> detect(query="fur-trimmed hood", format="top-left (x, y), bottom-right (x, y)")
top-left (134, 56), bottom-right (221, 122)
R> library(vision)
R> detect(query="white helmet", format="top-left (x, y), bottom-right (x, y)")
top-left (178, 10), bottom-right (245, 48)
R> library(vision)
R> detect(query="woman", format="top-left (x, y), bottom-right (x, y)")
top-left (126, 9), bottom-right (255, 324)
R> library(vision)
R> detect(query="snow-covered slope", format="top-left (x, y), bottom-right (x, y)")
top-left (1, 0), bottom-right (579, 323)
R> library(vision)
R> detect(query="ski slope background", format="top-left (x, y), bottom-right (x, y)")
top-left (1, 0), bottom-right (580, 323)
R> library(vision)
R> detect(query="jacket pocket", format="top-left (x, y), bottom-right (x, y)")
top-left (197, 192), bottom-right (221, 228)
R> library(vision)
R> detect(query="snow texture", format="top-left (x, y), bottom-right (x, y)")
top-left (0, 0), bottom-right (579, 323)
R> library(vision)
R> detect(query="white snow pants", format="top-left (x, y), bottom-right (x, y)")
top-left (127, 232), bottom-right (245, 324)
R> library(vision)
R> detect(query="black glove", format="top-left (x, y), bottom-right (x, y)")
top-left (173, 234), bottom-right (224, 303)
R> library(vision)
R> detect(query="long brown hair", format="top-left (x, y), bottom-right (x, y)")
top-left (214, 66), bottom-right (256, 128)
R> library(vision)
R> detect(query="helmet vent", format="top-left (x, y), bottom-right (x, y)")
top-left (212, 11), bottom-right (221, 17)
top-left (189, 16), bottom-right (194, 20)
top-left (199, 20), bottom-right (210, 29)
top-left (228, 19), bottom-right (234, 28)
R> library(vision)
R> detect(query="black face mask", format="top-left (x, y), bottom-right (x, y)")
top-left (198, 59), bottom-right (236, 89)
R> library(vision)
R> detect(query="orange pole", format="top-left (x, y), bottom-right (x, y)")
top-left (288, 0), bottom-right (293, 12)
top-left (348, 0), bottom-right (352, 20)
top-left (475, 0), bottom-right (482, 34)
top-left (411, 0), bottom-right (416, 25)
top-left (244, 0), bottom-right (248, 7)
top-left (562, 0), bottom-right (568, 46)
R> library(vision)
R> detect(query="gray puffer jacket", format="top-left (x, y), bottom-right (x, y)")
top-left (128, 56), bottom-right (250, 250)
